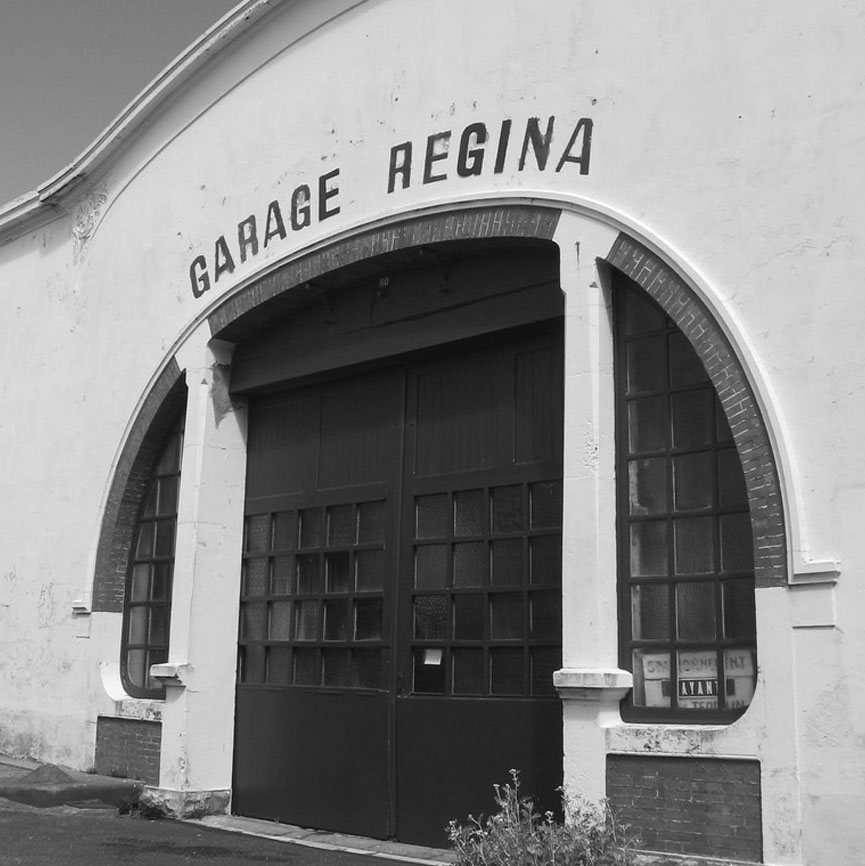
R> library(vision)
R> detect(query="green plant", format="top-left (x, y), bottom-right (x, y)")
top-left (447, 770), bottom-right (638, 866)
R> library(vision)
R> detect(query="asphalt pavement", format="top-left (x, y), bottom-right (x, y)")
top-left (0, 757), bottom-right (453, 866)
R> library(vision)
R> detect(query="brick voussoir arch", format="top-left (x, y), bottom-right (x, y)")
top-left (607, 233), bottom-right (787, 589)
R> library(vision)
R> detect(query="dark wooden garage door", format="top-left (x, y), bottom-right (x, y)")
top-left (233, 326), bottom-right (563, 846)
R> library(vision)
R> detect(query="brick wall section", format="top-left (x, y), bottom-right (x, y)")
top-left (208, 205), bottom-right (561, 343)
top-left (607, 234), bottom-right (787, 589)
top-left (607, 755), bottom-right (762, 862)
top-left (94, 717), bottom-right (162, 785)
top-left (92, 362), bottom-right (186, 612)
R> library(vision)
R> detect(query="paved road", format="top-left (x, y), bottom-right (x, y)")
top-left (0, 799), bottom-right (429, 866)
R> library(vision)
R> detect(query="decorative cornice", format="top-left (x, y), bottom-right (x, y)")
top-left (0, 0), bottom-right (289, 243)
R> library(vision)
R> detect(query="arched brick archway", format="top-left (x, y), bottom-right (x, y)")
top-left (605, 233), bottom-right (786, 589)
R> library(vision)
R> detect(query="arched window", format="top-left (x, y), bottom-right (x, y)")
top-left (614, 273), bottom-right (757, 721)
top-left (120, 414), bottom-right (184, 698)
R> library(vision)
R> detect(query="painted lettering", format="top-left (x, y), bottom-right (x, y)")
top-left (237, 215), bottom-right (259, 263)
top-left (423, 131), bottom-right (451, 183)
top-left (318, 168), bottom-right (341, 220)
top-left (457, 123), bottom-right (487, 177)
top-left (213, 235), bottom-right (236, 282)
top-left (263, 200), bottom-right (286, 247)
top-left (518, 116), bottom-right (555, 171)
top-left (555, 118), bottom-right (593, 174)
top-left (388, 142), bottom-right (412, 193)
top-left (189, 255), bottom-right (210, 298)
top-left (291, 185), bottom-right (311, 231)
top-left (493, 119), bottom-right (512, 174)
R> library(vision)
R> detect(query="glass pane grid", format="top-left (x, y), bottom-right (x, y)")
top-left (618, 283), bottom-right (756, 716)
top-left (410, 483), bottom-right (561, 698)
top-left (238, 499), bottom-right (388, 690)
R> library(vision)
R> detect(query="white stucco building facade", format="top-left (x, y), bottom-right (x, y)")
top-left (1, 2), bottom-right (862, 863)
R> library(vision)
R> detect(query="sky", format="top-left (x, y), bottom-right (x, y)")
top-left (0, 0), bottom-right (239, 207)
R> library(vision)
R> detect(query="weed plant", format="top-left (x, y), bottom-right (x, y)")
top-left (447, 770), bottom-right (638, 866)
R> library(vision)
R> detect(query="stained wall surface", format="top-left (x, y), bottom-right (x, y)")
top-left (0, 2), bottom-right (862, 863)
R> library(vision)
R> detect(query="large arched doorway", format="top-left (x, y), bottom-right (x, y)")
top-left (229, 239), bottom-right (565, 845)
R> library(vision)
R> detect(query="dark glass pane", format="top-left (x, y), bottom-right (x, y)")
top-left (628, 397), bottom-right (668, 453)
top-left (669, 332), bottom-right (708, 387)
top-left (630, 520), bottom-right (668, 576)
top-left (492, 485), bottom-right (524, 533)
top-left (271, 556), bottom-right (292, 595)
top-left (414, 648), bottom-right (446, 694)
top-left (351, 649), bottom-right (381, 689)
top-left (491, 593), bottom-right (523, 639)
top-left (324, 599), bottom-right (350, 641)
top-left (269, 601), bottom-right (292, 640)
top-left (241, 645), bottom-right (266, 685)
top-left (327, 505), bottom-right (355, 546)
top-left (157, 430), bottom-right (181, 474)
top-left (414, 595), bottom-right (448, 640)
top-left (724, 648), bottom-right (756, 710)
top-left (674, 517), bottom-right (714, 574)
top-left (415, 544), bottom-right (447, 589)
top-left (268, 647), bottom-right (292, 685)
top-left (244, 558), bottom-right (269, 596)
top-left (128, 607), bottom-right (148, 644)
top-left (490, 648), bottom-right (523, 695)
top-left (673, 452), bottom-right (713, 511)
top-left (126, 649), bottom-right (146, 689)
top-left (631, 583), bottom-right (670, 640)
top-left (149, 606), bottom-right (169, 645)
top-left (323, 649), bottom-right (351, 687)
top-left (530, 590), bottom-right (561, 638)
top-left (241, 603), bottom-right (267, 640)
top-left (157, 477), bottom-right (178, 516)
top-left (716, 398), bottom-right (734, 444)
top-left (293, 648), bottom-right (319, 685)
top-left (723, 579), bottom-right (756, 639)
top-left (631, 649), bottom-right (671, 708)
top-left (135, 522), bottom-right (155, 559)
top-left (142, 485), bottom-right (158, 519)
top-left (355, 549), bottom-right (384, 591)
top-left (720, 513), bottom-right (754, 572)
top-left (453, 648), bottom-right (483, 695)
top-left (416, 493), bottom-right (448, 539)
top-left (718, 449), bottom-right (748, 508)
top-left (624, 290), bottom-right (665, 335)
top-left (454, 594), bottom-right (484, 640)
top-left (672, 389), bottom-right (714, 448)
top-left (530, 480), bottom-right (562, 529)
top-left (454, 489), bottom-right (485, 537)
top-left (246, 514), bottom-right (270, 554)
top-left (294, 600), bottom-right (321, 641)
top-left (272, 511), bottom-right (296, 551)
top-left (454, 542), bottom-right (486, 587)
top-left (355, 598), bottom-right (383, 641)
top-left (531, 647), bottom-right (561, 696)
top-left (151, 563), bottom-right (171, 600)
top-left (677, 649), bottom-right (720, 709)
top-left (676, 582), bottom-right (717, 640)
top-left (627, 336), bottom-right (667, 394)
top-left (296, 554), bottom-right (322, 594)
top-left (629, 458), bottom-right (666, 515)
top-left (357, 501), bottom-right (386, 544)
top-left (154, 519), bottom-right (175, 558)
top-left (299, 508), bottom-right (323, 548)
top-left (530, 535), bottom-right (561, 585)
top-left (326, 552), bottom-right (350, 593)
top-left (131, 564), bottom-right (151, 602)
top-left (491, 539), bottom-right (523, 585)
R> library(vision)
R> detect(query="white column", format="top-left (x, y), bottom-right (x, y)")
top-left (143, 327), bottom-right (247, 818)
top-left (553, 211), bottom-right (631, 804)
